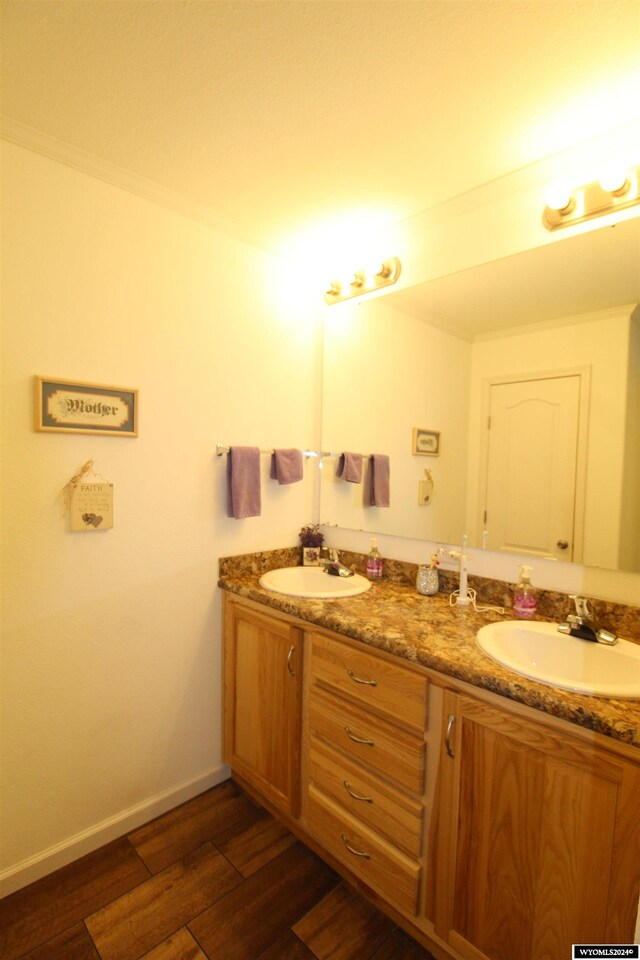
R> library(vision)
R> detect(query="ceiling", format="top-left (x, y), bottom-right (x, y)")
top-left (2, 0), bottom-right (640, 258)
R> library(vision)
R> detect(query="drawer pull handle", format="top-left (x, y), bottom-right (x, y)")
top-left (341, 834), bottom-right (371, 859)
top-left (445, 713), bottom-right (456, 758)
top-left (343, 780), bottom-right (373, 803)
top-left (286, 645), bottom-right (296, 677)
top-left (344, 726), bottom-right (375, 747)
top-left (347, 669), bottom-right (377, 687)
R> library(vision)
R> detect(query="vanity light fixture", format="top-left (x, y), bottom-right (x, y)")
top-left (324, 257), bottom-right (402, 304)
top-left (543, 163), bottom-right (640, 230)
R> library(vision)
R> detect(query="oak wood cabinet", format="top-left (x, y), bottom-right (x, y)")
top-left (432, 690), bottom-right (640, 960)
top-left (304, 630), bottom-right (429, 916)
top-left (223, 595), bottom-right (303, 816)
top-left (222, 593), bottom-right (640, 960)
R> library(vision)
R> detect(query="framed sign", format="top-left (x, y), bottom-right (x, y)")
top-left (69, 481), bottom-right (114, 531)
top-left (35, 377), bottom-right (138, 437)
top-left (412, 427), bottom-right (440, 456)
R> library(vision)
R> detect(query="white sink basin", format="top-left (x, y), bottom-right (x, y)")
top-left (259, 566), bottom-right (371, 599)
top-left (477, 620), bottom-right (640, 698)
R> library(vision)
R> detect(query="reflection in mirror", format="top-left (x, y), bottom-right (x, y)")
top-left (320, 220), bottom-right (640, 573)
top-left (321, 300), bottom-right (471, 546)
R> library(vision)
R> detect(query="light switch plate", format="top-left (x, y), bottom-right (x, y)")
top-left (418, 479), bottom-right (431, 505)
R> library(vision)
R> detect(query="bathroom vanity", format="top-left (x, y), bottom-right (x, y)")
top-left (220, 555), bottom-right (640, 960)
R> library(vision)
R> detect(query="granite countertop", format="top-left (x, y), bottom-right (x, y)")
top-left (219, 551), bottom-right (640, 749)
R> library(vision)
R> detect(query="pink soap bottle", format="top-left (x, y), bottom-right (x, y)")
top-left (513, 564), bottom-right (538, 619)
top-left (366, 537), bottom-right (384, 580)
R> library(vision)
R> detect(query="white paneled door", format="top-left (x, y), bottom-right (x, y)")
top-left (482, 373), bottom-right (585, 562)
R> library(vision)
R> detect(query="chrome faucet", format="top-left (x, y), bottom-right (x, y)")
top-left (558, 595), bottom-right (618, 645)
top-left (319, 548), bottom-right (354, 578)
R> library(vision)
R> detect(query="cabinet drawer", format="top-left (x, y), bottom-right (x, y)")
top-left (309, 738), bottom-right (423, 857)
top-left (310, 632), bottom-right (427, 733)
top-left (307, 786), bottom-right (421, 916)
top-left (309, 686), bottom-right (425, 795)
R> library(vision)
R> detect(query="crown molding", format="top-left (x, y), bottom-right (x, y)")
top-left (1, 115), bottom-right (268, 252)
top-left (474, 302), bottom-right (638, 343)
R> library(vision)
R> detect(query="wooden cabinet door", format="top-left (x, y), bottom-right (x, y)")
top-left (223, 598), bottom-right (303, 816)
top-left (434, 692), bottom-right (640, 960)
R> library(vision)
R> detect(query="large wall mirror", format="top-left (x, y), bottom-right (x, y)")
top-left (320, 218), bottom-right (640, 573)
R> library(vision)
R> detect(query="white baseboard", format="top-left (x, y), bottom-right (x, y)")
top-left (0, 764), bottom-right (230, 897)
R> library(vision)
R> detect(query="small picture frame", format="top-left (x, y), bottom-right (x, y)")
top-left (412, 428), bottom-right (440, 456)
top-left (35, 376), bottom-right (138, 437)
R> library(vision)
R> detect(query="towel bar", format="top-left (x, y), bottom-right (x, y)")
top-left (216, 444), bottom-right (319, 458)
top-left (215, 446), bottom-right (375, 459)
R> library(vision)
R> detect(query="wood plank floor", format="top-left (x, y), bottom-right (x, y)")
top-left (0, 780), bottom-right (436, 960)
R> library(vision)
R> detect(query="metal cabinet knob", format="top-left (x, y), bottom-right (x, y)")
top-left (557, 539), bottom-right (569, 550)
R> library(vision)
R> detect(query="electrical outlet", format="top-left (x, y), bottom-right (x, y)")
top-left (418, 479), bottom-right (431, 505)
top-left (437, 547), bottom-right (457, 566)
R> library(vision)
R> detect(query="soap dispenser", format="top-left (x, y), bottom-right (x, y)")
top-left (366, 537), bottom-right (384, 580)
top-left (513, 564), bottom-right (538, 619)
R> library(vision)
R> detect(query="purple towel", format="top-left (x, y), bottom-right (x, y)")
top-left (336, 452), bottom-right (363, 483)
top-left (363, 454), bottom-right (390, 507)
top-left (227, 446), bottom-right (261, 518)
top-left (270, 448), bottom-right (303, 484)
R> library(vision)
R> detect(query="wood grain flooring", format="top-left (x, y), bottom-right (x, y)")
top-left (0, 780), bottom-right (435, 960)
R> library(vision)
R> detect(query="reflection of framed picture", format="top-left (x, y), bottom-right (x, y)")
top-left (413, 428), bottom-right (440, 456)
top-left (35, 376), bottom-right (138, 437)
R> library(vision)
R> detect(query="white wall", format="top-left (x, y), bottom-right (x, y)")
top-left (0, 142), bottom-right (322, 892)
top-left (321, 297), bottom-right (470, 543)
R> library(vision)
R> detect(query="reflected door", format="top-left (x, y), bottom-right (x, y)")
top-left (482, 375), bottom-right (583, 562)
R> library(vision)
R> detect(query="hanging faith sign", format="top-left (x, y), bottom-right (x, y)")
top-left (69, 482), bottom-right (113, 531)
top-left (65, 462), bottom-right (114, 532)
top-left (69, 481), bottom-right (114, 532)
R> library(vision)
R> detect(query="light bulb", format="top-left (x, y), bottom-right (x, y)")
top-left (599, 166), bottom-right (630, 196)
top-left (376, 262), bottom-right (391, 278)
top-left (355, 261), bottom-right (383, 283)
top-left (364, 259), bottom-right (399, 283)
top-left (545, 182), bottom-right (574, 213)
